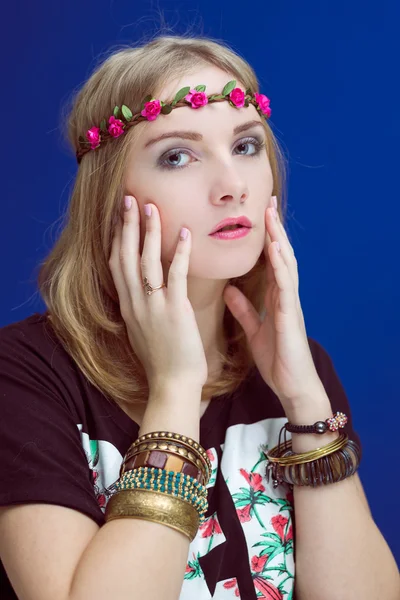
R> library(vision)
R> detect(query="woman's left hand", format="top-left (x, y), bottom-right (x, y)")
top-left (223, 196), bottom-right (325, 412)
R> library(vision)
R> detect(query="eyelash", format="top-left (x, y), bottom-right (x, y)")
top-left (158, 136), bottom-right (266, 171)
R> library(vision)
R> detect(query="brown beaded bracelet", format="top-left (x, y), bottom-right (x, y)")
top-left (124, 431), bottom-right (211, 482)
top-left (121, 447), bottom-right (208, 486)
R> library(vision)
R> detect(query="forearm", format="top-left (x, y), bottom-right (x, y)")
top-left (69, 384), bottom-right (203, 600)
top-left (285, 393), bottom-right (400, 600)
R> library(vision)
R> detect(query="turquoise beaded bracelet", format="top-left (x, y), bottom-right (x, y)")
top-left (116, 467), bottom-right (208, 524)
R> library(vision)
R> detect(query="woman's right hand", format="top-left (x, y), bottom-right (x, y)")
top-left (109, 195), bottom-right (208, 392)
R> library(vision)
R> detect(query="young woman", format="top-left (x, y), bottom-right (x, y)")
top-left (1, 35), bottom-right (398, 600)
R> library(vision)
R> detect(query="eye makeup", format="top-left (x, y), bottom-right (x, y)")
top-left (156, 135), bottom-right (266, 171)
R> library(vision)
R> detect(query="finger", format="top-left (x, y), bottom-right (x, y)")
top-left (167, 227), bottom-right (192, 305)
top-left (224, 285), bottom-right (261, 343)
top-left (109, 217), bottom-right (133, 317)
top-left (139, 203), bottom-right (166, 305)
top-left (265, 208), bottom-right (299, 290)
top-left (268, 241), bottom-right (297, 315)
top-left (118, 195), bottom-right (145, 305)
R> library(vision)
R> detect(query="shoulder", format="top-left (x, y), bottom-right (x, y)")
top-left (0, 311), bottom-right (78, 375)
top-left (0, 312), bottom-right (85, 419)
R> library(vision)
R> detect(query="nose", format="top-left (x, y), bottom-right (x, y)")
top-left (210, 165), bottom-right (249, 206)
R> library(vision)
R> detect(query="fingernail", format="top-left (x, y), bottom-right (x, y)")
top-left (144, 204), bottom-right (152, 217)
top-left (272, 196), bottom-right (278, 209)
top-left (124, 196), bottom-right (132, 211)
top-left (180, 227), bottom-right (189, 241)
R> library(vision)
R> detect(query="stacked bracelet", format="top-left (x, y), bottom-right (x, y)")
top-left (266, 433), bottom-right (361, 489)
top-left (106, 431), bottom-right (211, 541)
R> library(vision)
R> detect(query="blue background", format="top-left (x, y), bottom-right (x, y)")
top-left (1, 0), bottom-right (399, 566)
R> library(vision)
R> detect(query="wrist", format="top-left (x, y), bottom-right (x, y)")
top-left (283, 394), bottom-right (339, 453)
top-left (148, 379), bottom-right (203, 404)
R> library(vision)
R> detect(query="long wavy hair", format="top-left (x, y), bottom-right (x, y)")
top-left (37, 34), bottom-right (288, 408)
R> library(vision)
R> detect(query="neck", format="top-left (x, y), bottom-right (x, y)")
top-left (187, 276), bottom-right (229, 378)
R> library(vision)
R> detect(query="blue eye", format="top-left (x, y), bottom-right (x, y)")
top-left (158, 136), bottom-right (266, 171)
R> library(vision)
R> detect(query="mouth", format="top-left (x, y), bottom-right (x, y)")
top-left (209, 215), bottom-right (253, 235)
top-left (209, 225), bottom-right (251, 240)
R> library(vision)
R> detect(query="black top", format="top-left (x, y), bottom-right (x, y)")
top-left (0, 312), bottom-right (362, 599)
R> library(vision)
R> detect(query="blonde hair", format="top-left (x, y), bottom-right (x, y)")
top-left (38, 34), bottom-right (287, 408)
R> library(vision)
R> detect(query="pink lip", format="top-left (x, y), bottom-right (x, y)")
top-left (210, 227), bottom-right (251, 240)
top-left (209, 216), bottom-right (252, 234)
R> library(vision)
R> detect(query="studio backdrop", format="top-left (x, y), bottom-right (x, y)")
top-left (1, 0), bottom-right (399, 567)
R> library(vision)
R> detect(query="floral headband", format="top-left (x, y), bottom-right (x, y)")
top-left (76, 79), bottom-right (271, 164)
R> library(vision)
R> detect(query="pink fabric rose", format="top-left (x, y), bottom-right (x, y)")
top-left (86, 126), bottom-right (101, 150)
top-left (108, 116), bottom-right (125, 138)
top-left (254, 93), bottom-right (272, 117)
top-left (141, 99), bottom-right (161, 121)
top-left (229, 87), bottom-right (245, 107)
top-left (185, 90), bottom-right (208, 108)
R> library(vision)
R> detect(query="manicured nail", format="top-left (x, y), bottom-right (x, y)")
top-left (124, 196), bottom-right (132, 211)
top-left (144, 204), bottom-right (152, 217)
top-left (180, 227), bottom-right (189, 241)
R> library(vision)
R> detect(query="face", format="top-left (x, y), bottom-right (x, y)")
top-left (124, 65), bottom-right (274, 282)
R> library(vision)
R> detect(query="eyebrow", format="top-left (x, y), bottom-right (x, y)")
top-left (143, 119), bottom-right (265, 149)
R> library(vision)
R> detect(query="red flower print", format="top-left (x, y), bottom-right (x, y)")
top-left (271, 514), bottom-right (289, 542)
top-left (206, 448), bottom-right (215, 462)
top-left (237, 504), bottom-right (252, 523)
top-left (97, 493), bottom-right (106, 508)
top-left (223, 578), bottom-right (241, 597)
top-left (185, 564), bottom-right (195, 575)
top-left (239, 469), bottom-right (265, 493)
top-left (199, 515), bottom-right (222, 538)
top-left (251, 554), bottom-right (268, 573)
top-left (253, 576), bottom-right (283, 600)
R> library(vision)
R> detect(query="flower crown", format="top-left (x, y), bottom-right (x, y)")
top-left (76, 80), bottom-right (271, 164)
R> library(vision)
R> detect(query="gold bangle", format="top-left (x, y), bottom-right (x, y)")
top-left (266, 432), bottom-right (348, 466)
top-left (105, 489), bottom-right (200, 542)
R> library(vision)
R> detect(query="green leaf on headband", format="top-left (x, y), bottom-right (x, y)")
top-left (245, 88), bottom-right (252, 96)
top-left (161, 105), bottom-right (173, 114)
top-left (100, 119), bottom-right (107, 132)
top-left (244, 99), bottom-right (249, 107)
top-left (222, 80), bottom-right (236, 96)
top-left (121, 105), bottom-right (133, 121)
top-left (172, 86), bottom-right (191, 105)
top-left (113, 106), bottom-right (120, 117)
top-left (194, 85), bottom-right (206, 92)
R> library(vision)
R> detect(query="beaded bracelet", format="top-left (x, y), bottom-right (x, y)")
top-left (116, 467), bottom-right (208, 524)
top-left (121, 445), bottom-right (209, 486)
top-left (126, 431), bottom-right (212, 479)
